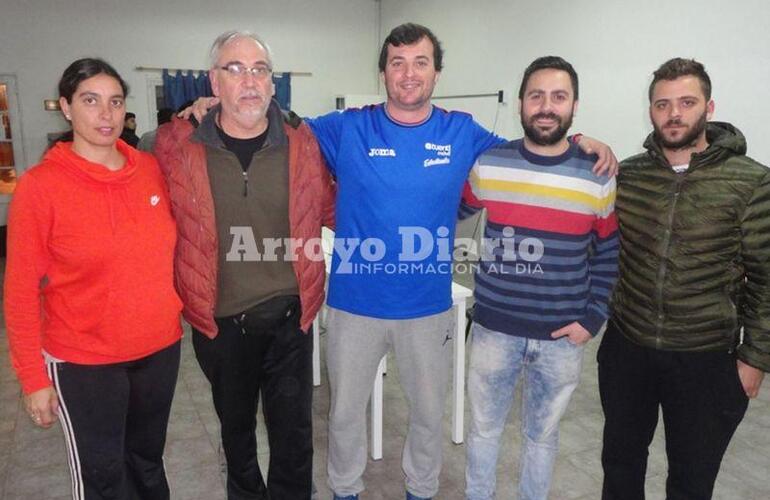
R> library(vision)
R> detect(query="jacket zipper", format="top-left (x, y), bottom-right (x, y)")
top-left (725, 271), bottom-right (740, 352)
top-left (239, 143), bottom-right (272, 197)
top-left (654, 173), bottom-right (684, 348)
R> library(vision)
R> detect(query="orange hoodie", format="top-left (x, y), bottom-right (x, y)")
top-left (4, 140), bottom-right (183, 394)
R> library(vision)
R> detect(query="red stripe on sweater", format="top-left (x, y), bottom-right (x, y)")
top-left (484, 201), bottom-right (595, 235)
top-left (594, 213), bottom-right (619, 239)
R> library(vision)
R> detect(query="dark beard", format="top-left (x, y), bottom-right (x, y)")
top-left (521, 112), bottom-right (573, 146)
top-left (654, 110), bottom-right (708, 150)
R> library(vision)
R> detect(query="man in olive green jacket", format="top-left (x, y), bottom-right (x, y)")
top-left (600, 58), bottom-right (770, 500)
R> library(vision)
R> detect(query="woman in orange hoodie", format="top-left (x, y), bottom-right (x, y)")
top-left (4, 58), bottom-right (183, 500)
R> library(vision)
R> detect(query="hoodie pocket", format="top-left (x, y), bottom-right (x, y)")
top-left (54, 283), bottom-right (111, 336)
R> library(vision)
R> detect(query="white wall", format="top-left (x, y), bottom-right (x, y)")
top-left (3, 0), bottom-right (769, 170)
top-left (380, 0), bottom-right (770, 164)
top-left (0, 0), bottom-right (380, 170)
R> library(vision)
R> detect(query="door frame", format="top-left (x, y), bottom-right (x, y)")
top-left (0, 73), bottom-right (27, 225)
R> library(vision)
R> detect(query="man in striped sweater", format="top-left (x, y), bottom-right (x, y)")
top-left (461, 56), bottom-right (619, 500)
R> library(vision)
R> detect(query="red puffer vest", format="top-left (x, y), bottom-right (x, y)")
top-left (154, 113), bottom-right (335, 337)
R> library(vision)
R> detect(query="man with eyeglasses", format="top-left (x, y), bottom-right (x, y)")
top-left (154, 30), bottom-right (335, 500)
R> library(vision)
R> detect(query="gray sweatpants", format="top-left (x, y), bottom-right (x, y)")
top-left (326, 306), bottom-right (454, 498)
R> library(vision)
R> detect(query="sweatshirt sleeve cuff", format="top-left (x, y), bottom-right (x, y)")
top-left (577, 309), bottom-right (607, 337)
top-left (19, 366), bottom-right (53, 395)
top-left (737, 343), bottom-right (770, 373)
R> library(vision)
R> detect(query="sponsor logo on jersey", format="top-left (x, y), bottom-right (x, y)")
top-left (424, 142), bottom-right (451, 156)
top-left (424, 157), bottom-right (451, 167)
top-left (424, 142), bottom-right (452, 167)
top-left (368, 147), bottom-right (397, 157)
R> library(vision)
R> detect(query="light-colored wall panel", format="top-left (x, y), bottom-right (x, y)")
top-left (0, 0), bottom-right (380, 170)
top-left (380, 0), bottom-right (770, 164)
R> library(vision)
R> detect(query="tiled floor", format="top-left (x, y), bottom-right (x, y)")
top-left (2, 304), bottom-right (770, 499)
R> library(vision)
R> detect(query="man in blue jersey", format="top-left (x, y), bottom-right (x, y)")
top-left (182, 24), bottom-right (617, 500)
top-left (308, 24), bottom-right (502, 500)
top-left (460, 56), bottom-right (619, 500)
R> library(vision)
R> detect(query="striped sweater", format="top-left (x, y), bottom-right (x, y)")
top-left (460, 139), bottom-right (619, 339)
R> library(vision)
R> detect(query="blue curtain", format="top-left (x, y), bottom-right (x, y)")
top-left (163, 69), bottom-right (291, 111)
top-left (163, 69), bottom-right (212, 112)
top-left (273, 72), bottom-right (291, 110)
top-left (195, 72), bottom-right (212, 98)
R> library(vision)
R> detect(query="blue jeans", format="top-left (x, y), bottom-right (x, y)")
top-left (465, 323), bottom-right (585, 500)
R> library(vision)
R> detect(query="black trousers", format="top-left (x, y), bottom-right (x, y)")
top-left (50, 340), bottom-right (181, 500)
top-left (598, 322), bottom-right (748, 500)
top-left (193, 298), bottom-right (313, 500)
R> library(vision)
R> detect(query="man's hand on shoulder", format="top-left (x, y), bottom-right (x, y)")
top-left (575, 135), bottom-right (619, 177)
top-left (177, 97), bottom-right (220, 122)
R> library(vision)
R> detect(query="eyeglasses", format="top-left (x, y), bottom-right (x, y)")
top-left (218, 63), bottom-right (273, 79)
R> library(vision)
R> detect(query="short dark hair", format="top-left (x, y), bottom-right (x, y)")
top-left (649, 58), bottom-right (711, 101)
top-left (518, 56), bottom-right (579, 100)
top-left (378, 23), bottom-right (443, 72)
top-left (58, 58), bottom-right (128, 103)
top-left (125, 112), bottom-right (136, 120)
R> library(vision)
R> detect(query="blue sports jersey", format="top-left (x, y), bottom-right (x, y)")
top-left (308, 104), bottom-right (502, 319)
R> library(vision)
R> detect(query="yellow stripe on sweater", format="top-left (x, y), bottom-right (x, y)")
top-left (475, 178), bottom-right (614, 212)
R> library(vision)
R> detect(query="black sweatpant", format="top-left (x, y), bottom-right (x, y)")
top-left (598, 322), bottom-right (748, 500)
top-left (49, 340), bottom-right (181, 500)
top-left (192, 298), bottom-right (313, 500)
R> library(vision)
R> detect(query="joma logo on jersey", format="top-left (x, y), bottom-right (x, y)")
top-left (424, 142), bottom-right (451, 156)
top-left (368, 148), bottom-right (396, 157)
